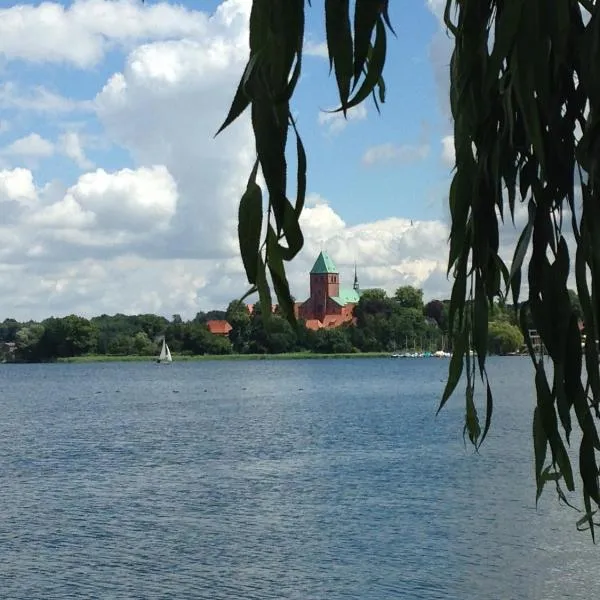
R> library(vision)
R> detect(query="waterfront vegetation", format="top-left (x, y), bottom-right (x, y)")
top-left (56, 352), bottom-right (393, 363)
top-left (0, 285), bottom-right (559, 363)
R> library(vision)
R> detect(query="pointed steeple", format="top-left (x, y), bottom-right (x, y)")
top-left (353, 261), bottom-right (360, 293)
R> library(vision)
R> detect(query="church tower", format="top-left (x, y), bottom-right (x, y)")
top-left (309, 251), bottom-right (339, 321)
top-left (353, 262), bottom-right (360, 294)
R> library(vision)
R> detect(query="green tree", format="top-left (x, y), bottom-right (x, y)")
top-left (226, 299), bottom-right (252, 353)
top-left (394, 286), bottom-right (424, 311)
top-left (0, 318), bottom-right (20, 343)
top-left (36, 316), bottom-right (98, 359)
top-left (132, 331), bottom-right (155, 356)
top-left (181, 322), bottom-right (233, 355)
top-left (107, 334), bottom-right (135, 356)
top-left (221, 1), bottom-right (600, 533)
top-left (488, 322), bottom-right (524, 355)
top-left (15, 324), bottom-right (45, 362)
top-left (312, 327), bottom-right (353, 354)
top-left (248, 314), bottom-right (297, 354)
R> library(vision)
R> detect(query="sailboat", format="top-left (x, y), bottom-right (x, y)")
top-left (156, 338), bottom-right (173, 364)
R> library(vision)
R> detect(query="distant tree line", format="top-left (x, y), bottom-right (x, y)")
top-left (0, 285), bottom-right (569, 363)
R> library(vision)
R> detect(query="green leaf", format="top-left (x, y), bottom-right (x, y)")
top-left (255, 254), bottom-right (272, 321)
top-left (215, 53), bottom-right (260, 137)
top-left (238, 160), bottom-right (263, 285)
top-left (464, 383), bottom-right (481, 446)
top-left (535, 365), bottom-right (574, 491)
top-left (577, 492), bottom-right (596, 542)
top-left (266, 226), bottom-right (297, 325)
top-left (580, 433), bottom-right (600, 505)
top-left (353, 0), bottom-right (381, 84)
top-left (509, 199), bottom-right (534, 282)
top-left (490, 0), bottom-right (524, 72)
top-left (289, 115), bottom-right (307, 218)
top-left (533, 406), bottom-right (548, 503)
top-left (325, 0), bottom-right (353, 109)
top-left (472, 274), bottom-right (488, 378)
top-left (251, 101), bottom-right (287, 223)
top-left (438, 326), bottom-right (467, 413)
top-left (478, 378), bottom-right (494, 448)
top-left (341, 16), bottom-right (387, 112)
top-left (380, 0), bottom-right (396, 36)
top-left (279, 198), bottom-right (304, 260)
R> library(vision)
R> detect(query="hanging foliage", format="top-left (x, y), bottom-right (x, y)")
top-left (218, 0), bottom-right (600, 537)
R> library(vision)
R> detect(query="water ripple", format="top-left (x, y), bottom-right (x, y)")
top-left (0, 358), bottom-right (598, 599)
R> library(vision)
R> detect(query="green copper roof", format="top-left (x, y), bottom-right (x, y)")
top-left (310, 251), bottom-right (338, 274)
top-left (330, 288), bottom-right (361, 306)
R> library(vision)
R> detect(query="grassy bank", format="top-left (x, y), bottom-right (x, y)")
top-left (57, 351), bottom-right (392, 364)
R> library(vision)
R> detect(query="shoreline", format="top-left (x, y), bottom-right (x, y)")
top-left (56, 352), bottom-right (393, 364)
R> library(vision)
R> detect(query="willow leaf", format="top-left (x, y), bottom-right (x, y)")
top-left (353, 0), bottom-right (381, 84)
top-left (325, 0), bottom-right (353, 109)
top-left (238, 161), bottom-right (263, 285)
top-left (343, 17), bottom-right (387, 111)
top-left (533, 406), bottom-right (548, 503)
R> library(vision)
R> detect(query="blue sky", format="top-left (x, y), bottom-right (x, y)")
top-left (0, 0), bottom-right (459, 319)
top-left (2, 0), bottom-right (450, 222)
top-left (298, 2), bottom-right (449, 223)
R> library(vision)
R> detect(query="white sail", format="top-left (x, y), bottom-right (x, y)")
top-left (158, 338), bottom-right (173, 363)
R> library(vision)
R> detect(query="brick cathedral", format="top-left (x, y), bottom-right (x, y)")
top-left (296, 251), bottom-right (361, 331)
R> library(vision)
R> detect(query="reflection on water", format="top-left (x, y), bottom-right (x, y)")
top-left (0, 357), bottom-right (598, 599)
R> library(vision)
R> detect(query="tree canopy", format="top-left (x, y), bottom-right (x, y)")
top-left (218, 1), bottom-right (600, 537)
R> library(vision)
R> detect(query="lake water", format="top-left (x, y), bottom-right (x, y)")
top-left (1, 357), bottom-right (598, 599)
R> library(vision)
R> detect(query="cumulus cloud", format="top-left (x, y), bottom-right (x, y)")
top-left (362, 142), bottom-right (430, 166)
top-left (26, 165), bottom-right (179, 250)
top-left (290, 198), bottom-right (452, 302)
top-left (0, 0), bottom-right (478, 320)
top-left (0, 167), bottom-right (37, 203)
top-left (0, 0), bottom-right (259, 318)
top-left (4, 133), bottom-right (54, 159)
top-left (94, 1), bottom-right (253, 264)
top-left (318, 104), bottom-right (367, 135)
top-left (0, 0), bottom-right (214, 68)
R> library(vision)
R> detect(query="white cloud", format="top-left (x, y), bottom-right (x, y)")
top-left (0, 0), bottom-right (258, 319)
top-left (305, 40), bottom-right (328, 58)
top-left (0, 83), bottom-right (91, 114)
top-left (426, 0), bottom-right (447, 20)
top-left (0, 0), bottom-right (215, 68)
top-left (4, 133), bottom-right (54, 159)
top-left (362, 142), bottom-right (430, 166)
top-left (70, 166), bottom-right (177, 231)
top-left (58, 131), bottom-right (94, 169)
top-left (0, 0), bottom-right (487, 321)
top-left (441, 135), bottom-right (455, 168)
top-left (291, 198), bottom-right (452, 301)
top-left (94, 4), bottom-right (253, 261)
top-left (318, 104), bottom-right (367, 134)
top-left (30, 166), bottom-right (178, 237)
top-left (0, 167), bottom-right (37, 203)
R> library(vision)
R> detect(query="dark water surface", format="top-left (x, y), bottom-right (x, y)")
top-left (1, 357), bottom-right (598, 599)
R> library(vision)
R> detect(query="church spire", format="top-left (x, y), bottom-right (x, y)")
top-left (353, 261), bottom-right (360, 293)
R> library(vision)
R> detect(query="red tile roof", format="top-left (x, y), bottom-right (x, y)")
top-left (206, 320), bottom-right (232, 335)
